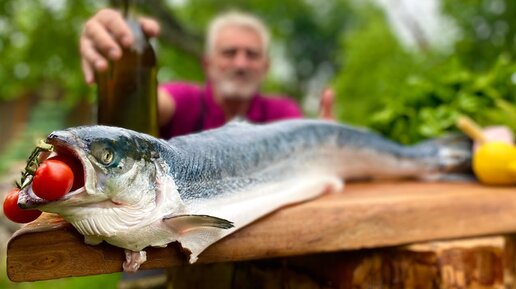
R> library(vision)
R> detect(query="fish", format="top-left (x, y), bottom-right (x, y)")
top-left (17, 119), bottom-right (471, 272)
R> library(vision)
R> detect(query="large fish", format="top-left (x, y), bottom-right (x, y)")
top-left (17, 119), bottom-right (471, 271)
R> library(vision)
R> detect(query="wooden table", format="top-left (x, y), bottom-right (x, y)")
top-left (6, 181), bottom-right (516, 287)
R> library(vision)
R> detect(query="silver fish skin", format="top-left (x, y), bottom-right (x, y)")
top-left (17, 119), bottom-right (471, 271)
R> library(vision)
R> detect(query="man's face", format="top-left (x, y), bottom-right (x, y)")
top-left (206, 25), bottom-right (269, 100)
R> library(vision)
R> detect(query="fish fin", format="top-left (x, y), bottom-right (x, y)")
top-left (175, 176), bottom-right (342, 264)
top-left (163, 214), bottom-right (234, 234)
top-left (123, 250), bottom-right (147, 272)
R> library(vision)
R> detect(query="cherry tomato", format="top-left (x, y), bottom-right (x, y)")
top-left (3, 188), bottom-right (42, 223)
top-left (51, 155), bottom-right (84, 191)
top-left (32, 157), bottom-right (74, 201)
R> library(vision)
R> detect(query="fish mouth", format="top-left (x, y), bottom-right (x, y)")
top-left (17, 130), bottom-right (94, 210)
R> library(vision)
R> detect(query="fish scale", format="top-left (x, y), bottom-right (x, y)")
top-left (169, 120), bottom-right (440, 190)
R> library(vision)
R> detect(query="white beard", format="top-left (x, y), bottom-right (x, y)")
top-left (216, 78), bottom-right (259, 100)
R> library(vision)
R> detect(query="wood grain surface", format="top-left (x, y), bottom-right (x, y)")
top-left (6, 181), bottom-right (516, 282)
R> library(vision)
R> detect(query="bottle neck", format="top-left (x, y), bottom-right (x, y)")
top-left (122, 0), bottom-right (130, 18)
top-left (126, 19), bottom-right (148, 54)
top-left (121, 0), bottom-right (142, 19)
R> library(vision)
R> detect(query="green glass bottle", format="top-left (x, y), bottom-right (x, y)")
top-left (96, 2), bottom-right (158, 137)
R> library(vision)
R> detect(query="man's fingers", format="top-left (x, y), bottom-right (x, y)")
top-left (139, 17), bottom-right (161, 37)
top-left (83, 19), bottom-right (123, 60)
top-left (95, 9), bottom-right (134, 48)
top-left (80, 37), bottom-right (109, 71)
top-left (80, 36), bottom-right (111, 84)
top-left (81, 58), bottom-right (96, 85)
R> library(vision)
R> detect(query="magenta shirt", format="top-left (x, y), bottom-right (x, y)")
top-left (159, 82), bottom-right (303, 138)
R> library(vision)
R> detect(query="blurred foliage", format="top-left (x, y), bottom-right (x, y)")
top-left (441, 0), bottom-right (516, 71)
top-left (369, 55), bottom-right (516, 144)
top-left (0, 0), bottom-right (514, 150)
top-left (0, 1), bottom-right (102, 105)
top-left (0, 99), bottom-right (67, 173)
top-left (334, 0), bottom-right (516, 144)
top-left (333, 5), bottom-right (423, 125)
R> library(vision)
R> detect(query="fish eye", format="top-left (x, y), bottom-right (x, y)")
top-left (90, 142), bottom-right (117, 167)
top-left (99, 149), bottom-right (114, 165)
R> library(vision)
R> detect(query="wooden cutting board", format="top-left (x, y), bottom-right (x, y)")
top-left (6, 181), bottom-right (516, 282)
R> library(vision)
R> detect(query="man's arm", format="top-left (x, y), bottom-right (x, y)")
top-left (158, 89), bottom-right (176, 127)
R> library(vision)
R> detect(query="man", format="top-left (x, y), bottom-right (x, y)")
top-left (80, 9), bottom-right (334, 139)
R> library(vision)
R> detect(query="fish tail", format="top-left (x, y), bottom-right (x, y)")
top-left (416, 133), bottom-right (474, 180)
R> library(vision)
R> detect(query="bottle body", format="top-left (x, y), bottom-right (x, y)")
top-left (96, 19), bottom-right (158, 137)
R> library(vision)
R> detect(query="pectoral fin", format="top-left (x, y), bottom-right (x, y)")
top-left (163, 214), bottom-right (234, 234)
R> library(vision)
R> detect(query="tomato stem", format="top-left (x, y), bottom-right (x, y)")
top-left (16, 140), bottom-right (54, 190)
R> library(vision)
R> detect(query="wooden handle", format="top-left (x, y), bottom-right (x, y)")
top-left (456, 116), bottom-right (488, 144)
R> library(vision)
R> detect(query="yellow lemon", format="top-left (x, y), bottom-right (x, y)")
top-left (473, 141), bottom-right (516, 185)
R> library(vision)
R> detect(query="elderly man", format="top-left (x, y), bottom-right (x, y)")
top-left (80, 9), bottom-right (333, 139)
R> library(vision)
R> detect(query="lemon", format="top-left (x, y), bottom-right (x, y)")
top-left (473, 141), bottom-right (516, 185)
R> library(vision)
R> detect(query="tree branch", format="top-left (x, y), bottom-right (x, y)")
top-left (137, 0), bottom-right (204, 58)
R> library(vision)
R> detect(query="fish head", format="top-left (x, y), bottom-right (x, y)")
top-left (18, 126), bottom-right (179, 236)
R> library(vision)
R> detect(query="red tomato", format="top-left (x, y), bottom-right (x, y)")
top-left (3, 188), bottom-right (42, 223)
top-left (32, 157), bottom-right (74, 201)
top-left (51, 155), bottom-right (84, 191)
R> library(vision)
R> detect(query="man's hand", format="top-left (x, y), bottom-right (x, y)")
top-left (80, 8), bottom-right (160, 84)
top-left (319, 87), bottom-right (335, 120)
